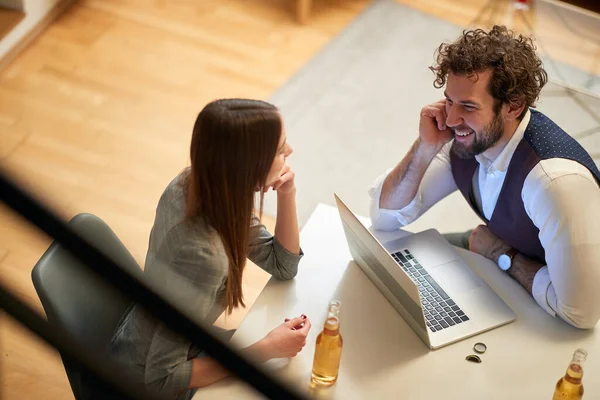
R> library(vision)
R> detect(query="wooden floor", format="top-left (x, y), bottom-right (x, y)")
top-left (0, 1), bottom-right (371, 399)
top-left (1, 0), bottom-right (598, 399)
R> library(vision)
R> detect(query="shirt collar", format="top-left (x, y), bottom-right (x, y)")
top-left (475, 108), bottom-right (531, 173)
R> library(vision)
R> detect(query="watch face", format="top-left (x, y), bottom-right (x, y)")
top-left (498, 254), bottom-right (511, 271)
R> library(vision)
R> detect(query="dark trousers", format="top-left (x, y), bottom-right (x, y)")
top-left (442, 230), bottom-right (473, 250)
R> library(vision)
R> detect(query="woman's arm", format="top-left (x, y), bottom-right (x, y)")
top-left (271, 164), bottom-right (300, 254)
top-left (188, 340), bottom-right (269, 388)
top-left (189, 317), bottom-right (311, 388)
top-left (249, 165), bottom-right (303, 280)
top-left (274, 188), bottom-right (300, 254)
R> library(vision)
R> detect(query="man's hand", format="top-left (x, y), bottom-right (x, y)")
top-left (468, 224), bottom-right (511, 261)
top-left (419, 100), bottom-right (454, 152)
top-left (379, 101), bottom-right (453, 211)
top-left (468, 225), bottom-right (543, 294)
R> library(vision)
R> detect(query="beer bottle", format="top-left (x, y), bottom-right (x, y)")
top-left (552, 348), bottom-right (587, 400)
top-left (311, 300), bottom-right (343, 387)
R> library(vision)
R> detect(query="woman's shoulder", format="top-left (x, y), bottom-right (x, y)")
top-left (159, 168), bottom-right (191, 204)
top-left (148, 216), bottom-right (228, 290)
top-left (152, 169), bottom-right (193, 229)
top-left (150, 168), bottom-right (226, 259)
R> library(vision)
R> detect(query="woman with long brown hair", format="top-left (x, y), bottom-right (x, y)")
top-left (110, 99), bottom-right (310, 400)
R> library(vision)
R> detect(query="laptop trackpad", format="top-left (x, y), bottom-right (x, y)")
top-left (428, 260), bottom-right (481, 293)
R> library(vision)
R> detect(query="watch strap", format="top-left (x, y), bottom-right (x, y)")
top-left (505, 247), bottom-right (517, 259)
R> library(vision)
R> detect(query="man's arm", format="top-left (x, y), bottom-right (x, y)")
top-left (380, 100), bottom-right (453, 210)
top-left (369, 100), bottom-right (458, 230)
top-left (380, 138), bottom-right (444, 210)
top-left (526, 169), bottom-right (600, 329)
top-left (369, 142), bottom-right (458, 231)
top-left (485, 240), bottom-right (544, 294)
top-left (469, 167), bottom-right (600, 329)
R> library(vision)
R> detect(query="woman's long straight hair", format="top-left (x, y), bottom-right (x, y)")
top-left (185, 99), bottom-right (281, 314)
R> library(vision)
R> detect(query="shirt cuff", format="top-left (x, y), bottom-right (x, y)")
top-left (368, 169), bottom-right (423, 230)
top-left (273, 238), bottom-right (304, 260)
top-left (169, 359), bottom-right (194, 395)
top-left (532, 266), bottom-right (557, 317)
top-left (272, 238), bottom-right (303, 280)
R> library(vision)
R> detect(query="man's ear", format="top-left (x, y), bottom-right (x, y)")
top-left (504, 97), bottom-right (526, 121)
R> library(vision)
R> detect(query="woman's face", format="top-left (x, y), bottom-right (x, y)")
top-left (265, 127), bottom-right (293, 187)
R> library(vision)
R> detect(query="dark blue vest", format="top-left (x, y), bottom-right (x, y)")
top-left (450, 109), bottom-right (600, 263)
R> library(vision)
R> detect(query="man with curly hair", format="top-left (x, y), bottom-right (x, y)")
top-left (369, 25), bottom-right (600, 329)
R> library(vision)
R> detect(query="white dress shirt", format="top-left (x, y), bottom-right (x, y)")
top-left (368, 109), bottom-right (600, 329)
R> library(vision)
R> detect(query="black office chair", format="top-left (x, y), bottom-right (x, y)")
top-left (32, 213), bottom-right (143, 400)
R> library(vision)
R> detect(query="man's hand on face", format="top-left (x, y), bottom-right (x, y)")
top-left (418, 99), bottom-right (454, 152)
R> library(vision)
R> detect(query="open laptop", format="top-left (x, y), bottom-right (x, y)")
top-left (334, 194), bottom-right (515, 349)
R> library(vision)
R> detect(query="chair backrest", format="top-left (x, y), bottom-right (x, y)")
top-left (32, 213), bottom-right (142, 400)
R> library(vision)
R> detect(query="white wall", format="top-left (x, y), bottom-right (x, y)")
top-left (0, 0), bottom-right (65, 61)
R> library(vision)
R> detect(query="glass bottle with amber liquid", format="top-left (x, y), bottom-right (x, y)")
top-left (552, 349), bottom-right (587, 400)
top-left (311, 300), bottom-right (343, 387)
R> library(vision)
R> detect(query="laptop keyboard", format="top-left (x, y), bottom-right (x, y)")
top-left (391, 249), bottom-right (469, 333)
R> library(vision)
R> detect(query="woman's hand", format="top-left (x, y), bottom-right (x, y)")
top-left (271, 164), bottom-right (296, 195)
top-left (260, 316), bottom-right (311, 359)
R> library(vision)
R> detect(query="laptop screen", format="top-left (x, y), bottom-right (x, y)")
top-left (339, 218), bottom-right (426, 331)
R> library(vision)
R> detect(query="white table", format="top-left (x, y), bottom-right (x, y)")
top-left (195, 204), bottom-right (599, 400)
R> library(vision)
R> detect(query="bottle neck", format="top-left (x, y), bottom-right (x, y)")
top-left (563, 349), bottom-right (586, 386)
top-left (323, 300), bottom-right (341, 336)
top-left (323, 316), bottom-right (340, 336)
top-left (563, 363), bottom-right (583, 385)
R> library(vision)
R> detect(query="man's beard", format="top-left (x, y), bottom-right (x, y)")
top-left (451, 112), bottom-right (504, 159)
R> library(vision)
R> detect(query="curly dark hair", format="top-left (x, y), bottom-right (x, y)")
top-left (430, 25), bottom-right (548, 119)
